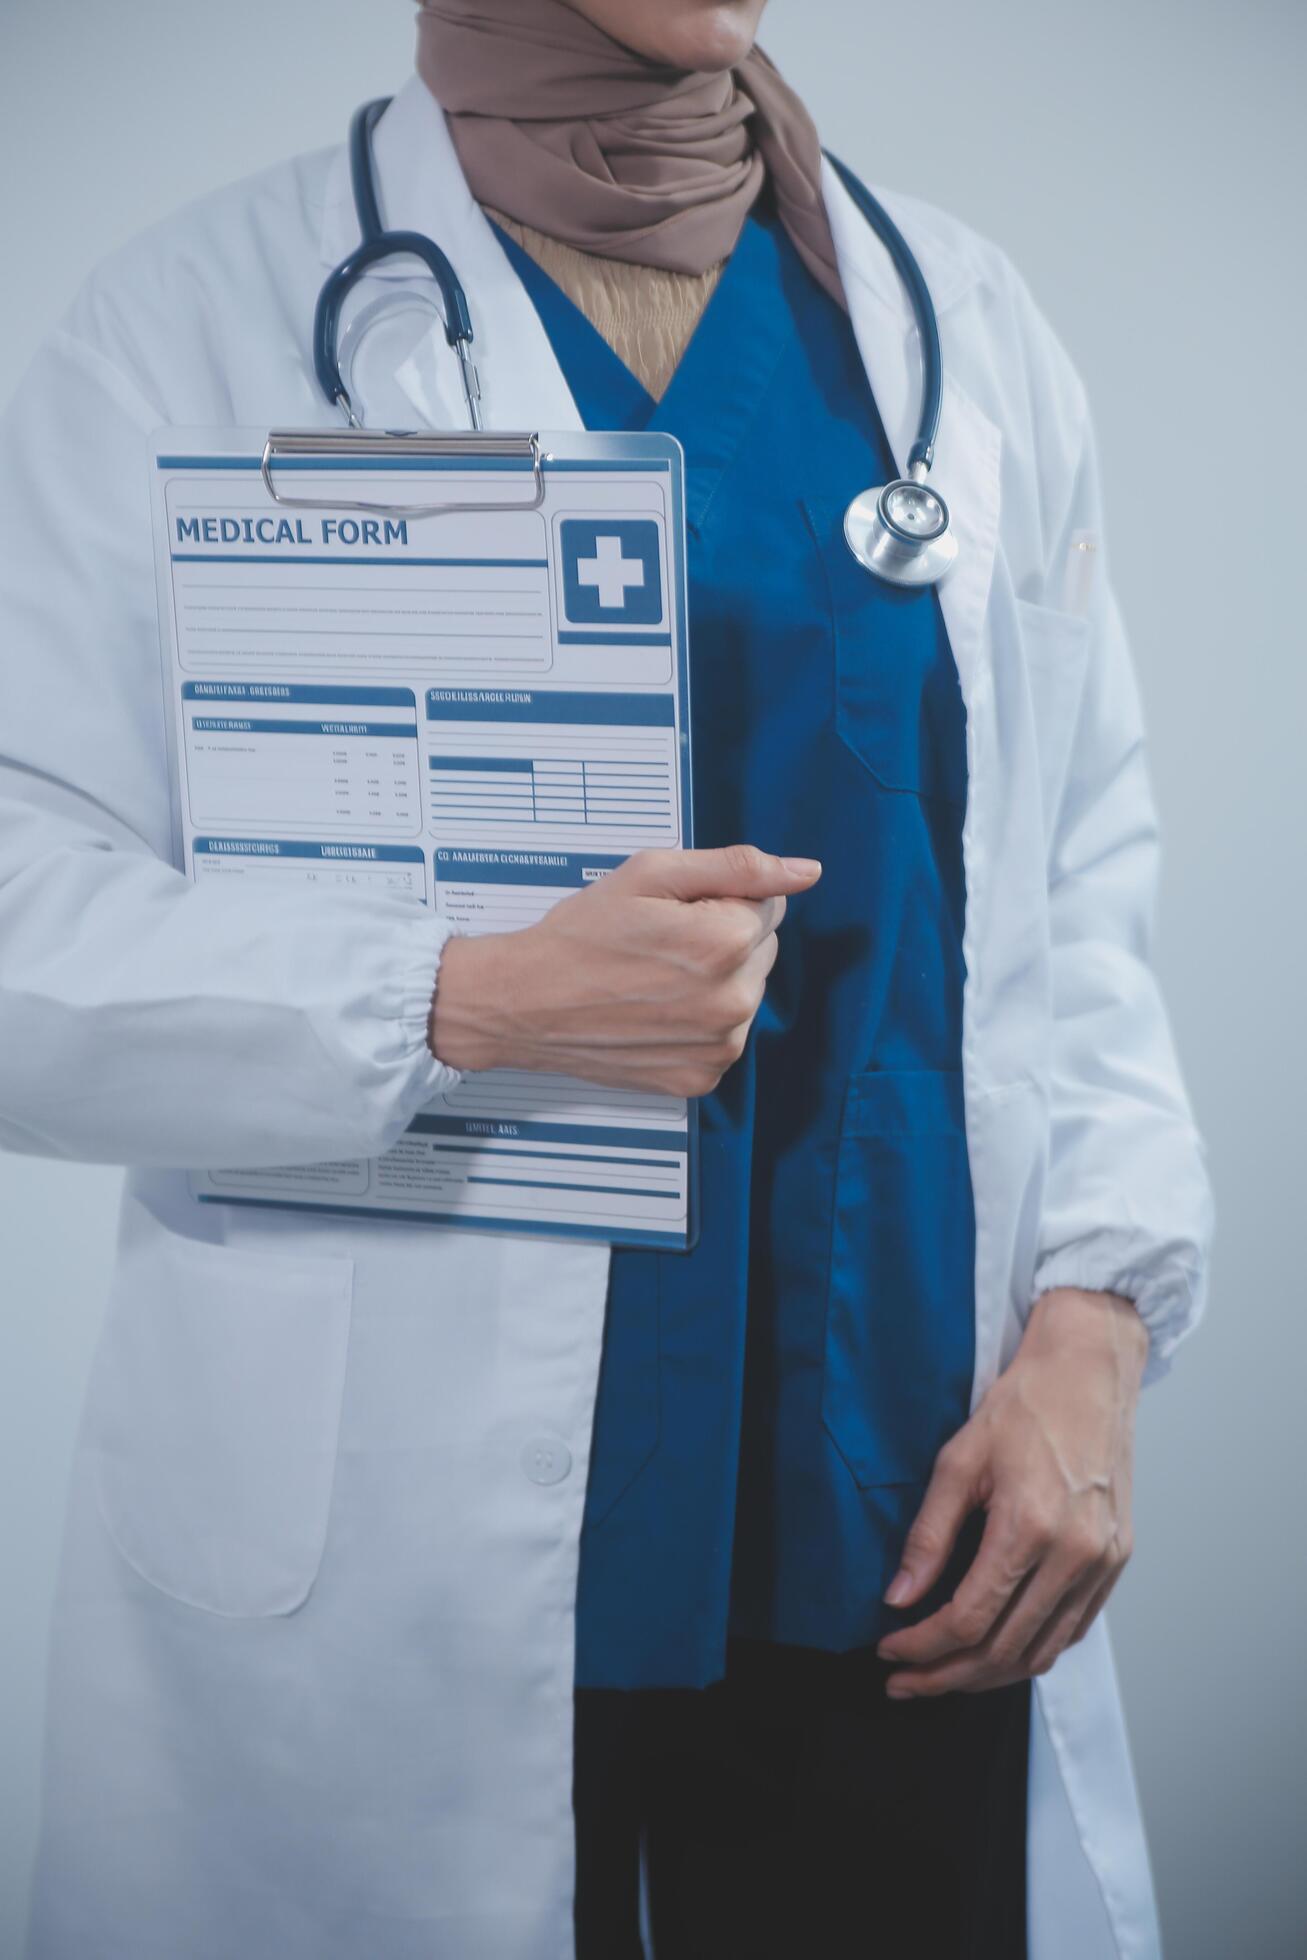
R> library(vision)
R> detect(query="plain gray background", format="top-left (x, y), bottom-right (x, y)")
top-left (0, 1), bottom-right (1303, 1953)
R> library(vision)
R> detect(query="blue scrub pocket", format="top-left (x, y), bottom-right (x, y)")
top-left (582, 1253), bottom-right (662, 1528)
top-left (822, 1069), bottom-right (976, 1489)
top-left (804, 496), bottom-right (968, 807)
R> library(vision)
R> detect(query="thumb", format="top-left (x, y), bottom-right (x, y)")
top-left (617, 844), bottom-right (822, 903)
top-left (885, 1437), bottom-right (979, 1608)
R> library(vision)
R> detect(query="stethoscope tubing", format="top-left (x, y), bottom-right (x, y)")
top-left (315, 98), bottom-right (477, 424)
top-left (823, 153), bottom-right (942, 476)
top-left (317, 97), bottom-right (951, 581)
top-left (349, 97), bottom-right (388, 245)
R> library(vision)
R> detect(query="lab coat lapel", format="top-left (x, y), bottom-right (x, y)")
top-left (318, 79), bottom-right (584, 436)
top-left (821, 159), bottom-right (1002, 708)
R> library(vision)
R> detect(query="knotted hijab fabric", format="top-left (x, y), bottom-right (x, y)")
top-left (415, 0), bottom-right (845, 308)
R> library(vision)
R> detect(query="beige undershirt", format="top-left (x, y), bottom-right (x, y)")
top-left (486, 208), bottom-right (724, 402)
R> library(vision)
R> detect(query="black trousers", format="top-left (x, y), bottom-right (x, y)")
top-left (574, 1640), bottom-right (1029, 1960)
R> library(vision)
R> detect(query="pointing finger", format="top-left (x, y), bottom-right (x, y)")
top-left (616, 844), bottom-right (821, 903)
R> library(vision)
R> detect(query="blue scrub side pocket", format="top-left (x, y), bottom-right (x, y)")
top-left (822, 1068), bottom-right (976, 1490)
top-left (581, 1253), bottom-right (662, 1529)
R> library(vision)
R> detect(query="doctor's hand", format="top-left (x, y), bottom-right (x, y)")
top-left (876, 1287), bottom-right (1149, 1696)
top-left (429, 844), bottom-right (821, 1094)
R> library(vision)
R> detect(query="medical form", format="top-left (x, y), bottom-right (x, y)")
top-left (150, 429), bottom-right (696, 1249)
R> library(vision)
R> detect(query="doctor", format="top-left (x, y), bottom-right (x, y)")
top-left (1, 0), bottom-right (1210, 1955)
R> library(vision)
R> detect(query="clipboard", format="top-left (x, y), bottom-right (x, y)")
top-left (150, 424), bottom-right (698, 1250)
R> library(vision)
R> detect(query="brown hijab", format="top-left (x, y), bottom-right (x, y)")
top-left (415, 0), bottom-right (845, 308)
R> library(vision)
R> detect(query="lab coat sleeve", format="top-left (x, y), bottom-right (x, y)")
top-left (1027, 387), bottom-right (1213, 1381)
top-left (0, 325), bottom-right (462, 1169)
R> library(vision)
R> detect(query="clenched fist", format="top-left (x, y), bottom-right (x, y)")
top-left (430, 844), bottom-right (821, 1095)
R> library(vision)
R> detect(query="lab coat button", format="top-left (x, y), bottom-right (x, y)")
top-left (522, 1436), bottom-right (572, 1485)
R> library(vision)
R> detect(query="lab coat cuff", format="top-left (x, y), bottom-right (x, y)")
top-left (393, 913), bottom-right (464, 1111)
top-left (1031, 1248), bottom-right (1206, 1386)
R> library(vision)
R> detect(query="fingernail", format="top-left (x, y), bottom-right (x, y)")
top-left (885, 1682), bottom-right (913, 1700)
top-left (781, 857), bottom-right (821, 879)
top-left (885, 1570), bottom-right (913, 1607)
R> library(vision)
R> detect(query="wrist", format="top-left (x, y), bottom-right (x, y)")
top-left (1028, 1285), bottom-right (1149, 1377)
top-left (428, 933), bottom-right (521, 1072)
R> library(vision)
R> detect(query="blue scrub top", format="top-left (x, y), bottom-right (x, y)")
top-left (495, 203), bottom-right (977, 1690)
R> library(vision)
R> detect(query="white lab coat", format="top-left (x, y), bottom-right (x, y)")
top-left (2, 78), bottom-right (1210, 1960)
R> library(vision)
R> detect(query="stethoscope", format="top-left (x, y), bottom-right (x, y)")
top-left (315, 97), bottom-right (957, 588)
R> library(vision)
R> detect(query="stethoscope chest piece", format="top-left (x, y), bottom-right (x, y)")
top-left (844, 474), bottom-right (958, 588)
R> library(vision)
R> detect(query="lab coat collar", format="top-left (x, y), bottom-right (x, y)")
top-left (318, 78), bottom-right (1000, 696)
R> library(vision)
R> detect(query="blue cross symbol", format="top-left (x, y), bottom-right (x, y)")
top-left (560, 519), bottom-right (663, 625)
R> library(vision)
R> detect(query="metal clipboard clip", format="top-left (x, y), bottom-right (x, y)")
top-left (259, 428), bottom-right (545, 519)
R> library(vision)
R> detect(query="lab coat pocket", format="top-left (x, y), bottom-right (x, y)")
top-left (1016, 596), bottom-right (1091, 847)
top-left (805, 495), bottom-right (968, 805)
top-left (89, 1229), bottom-right (354, 1617)
top-left (822, 1069), bottom-right (975, 1490)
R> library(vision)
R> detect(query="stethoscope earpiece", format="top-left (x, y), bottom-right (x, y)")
top-left (315, 98), bottom-right (483, 432)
